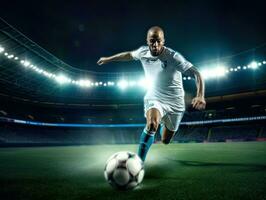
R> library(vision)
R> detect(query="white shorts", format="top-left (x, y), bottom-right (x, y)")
top-left (144, 100), bottom-right (184, 132)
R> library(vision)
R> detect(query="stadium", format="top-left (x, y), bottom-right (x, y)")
top-left (0, 1), bottom-right (266, 200)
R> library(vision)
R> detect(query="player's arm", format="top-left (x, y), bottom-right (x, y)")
top-left (185, 66), bottom-right (206, 110)
top-left (97, 51), bottom-right (134, 65)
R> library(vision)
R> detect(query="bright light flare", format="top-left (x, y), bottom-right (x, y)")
top-left (200, 66), bottom-right (227, 80)
top-left (55, 75), bottom-right (71, 84)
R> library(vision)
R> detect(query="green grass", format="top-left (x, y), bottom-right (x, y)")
top-left (0, 142), bottom-right (265, 200)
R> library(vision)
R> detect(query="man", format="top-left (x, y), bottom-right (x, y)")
top-left (97, 26), bottom-right (206, 162)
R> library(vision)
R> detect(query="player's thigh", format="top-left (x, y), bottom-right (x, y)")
top-left (161, 112), bottom-right (184, 144)
top-left (146, 108), bottom-right (161, 132)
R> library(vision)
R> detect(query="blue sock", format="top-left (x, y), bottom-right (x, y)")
top-left (138, 128), bottom-right (155, 162)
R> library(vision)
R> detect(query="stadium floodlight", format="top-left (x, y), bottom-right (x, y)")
top-left (103, 83), bottom-right (107, 86)
top-left (7, 54), bottom-right (14, 59)
top-left (43, 71), bottom-right (49, 77)
top-left (200, 66), bottom-right (227, 80)
top-left (47, 73), bottom-right (53, 78)
top-left (237, 66), bottom-right (241, 69)
top-left (250, 61), bottom-right (258, 69)
top-left (55, 74), bottom-right (71, 84)
top-left (23, 60), bottom-right (30, 67)
top-left (33, 67), bottom-right (39, 71)
top-left (4, 52), bottom-right (8, 56)
top-left (263, 61), bottom-right (266, 64)
top-left (38, 69), bottom-right (44, 74)
top-left (77, 79), bottom-right (91, 87)
top-left (0, 46), bottom-right (4, 53)
top-left (215, 66), bottom-right (227, 77)
top-left (14, 57), bottom-right (19, 60)
top-left (118, 80), bottom-right (128, 90)
top-left (95, 82), bottom-right (99, 86)
top-left (243, 66), bottom-right (247, 70)
top-left (107, 81), bottom-right (114, 86)
top-left (258, 62), bottom-right (262, 66)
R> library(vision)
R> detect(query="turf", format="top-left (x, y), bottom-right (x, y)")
top-left (0, 142), bottom-right (265, 200)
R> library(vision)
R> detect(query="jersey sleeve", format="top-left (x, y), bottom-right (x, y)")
top-left (130, 46), bottom-right (146, 60)
top-left (173, 52), bottom-right (193, 73)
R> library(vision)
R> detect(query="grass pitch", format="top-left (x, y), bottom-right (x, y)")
top-left (0, 142), bottom-right (265, 200)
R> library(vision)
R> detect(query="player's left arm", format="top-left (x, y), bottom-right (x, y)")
top-left (185, 66), bottom-right (206, 110)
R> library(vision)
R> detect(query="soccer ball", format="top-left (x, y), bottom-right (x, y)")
top-left (104, 151), bottom-right (145, 190)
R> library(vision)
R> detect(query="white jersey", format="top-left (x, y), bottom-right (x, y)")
top-left (131, 46), bottom-right (193, 112)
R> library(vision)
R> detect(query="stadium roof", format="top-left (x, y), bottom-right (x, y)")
top-left (0, 18), bottom-right (145, 104)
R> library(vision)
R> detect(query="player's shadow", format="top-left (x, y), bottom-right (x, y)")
top-left (168, 159), bottom-right (266, 172)
top-left (145, 159), bottom-right (266, 180)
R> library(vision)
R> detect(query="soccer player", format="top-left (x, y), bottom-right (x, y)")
top-left (97, 26), bottom-right (206, 161)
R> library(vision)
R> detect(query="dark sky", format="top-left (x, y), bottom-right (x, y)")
top-left (1, 0), bottom-right (265, 72)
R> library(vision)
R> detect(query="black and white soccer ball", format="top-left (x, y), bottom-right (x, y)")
top-left (104, 151), bottom-right (145, 190)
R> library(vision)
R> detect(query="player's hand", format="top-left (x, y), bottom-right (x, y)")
top-left (97, 57), bottom-right (110, 65)
top-left (191, 96), bottom-right (206, 110)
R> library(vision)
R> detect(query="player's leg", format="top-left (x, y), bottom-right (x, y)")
top-left (138, 108), bottom-right (161, 161)
top-left (160, 125), bottom-right (175, 144)
top-left (160, 112), bottom-right (184, 144)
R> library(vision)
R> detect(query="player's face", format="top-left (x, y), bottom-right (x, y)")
top-left (147, 32), bottom-right (165, 56)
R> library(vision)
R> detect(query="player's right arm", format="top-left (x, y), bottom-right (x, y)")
top-left (97, 52), bottom-right (134, 65)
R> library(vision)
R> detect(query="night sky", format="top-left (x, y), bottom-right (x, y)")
top-left (1, 0), bottom-right (265, 72)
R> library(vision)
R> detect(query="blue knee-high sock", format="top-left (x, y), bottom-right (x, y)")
top-left (138, 128), bottom-right (155, 162)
